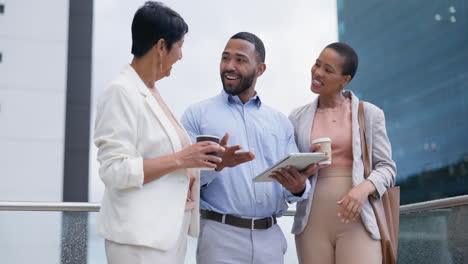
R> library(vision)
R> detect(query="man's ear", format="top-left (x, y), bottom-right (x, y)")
top-left (255, 63), bottom-right (266, 78)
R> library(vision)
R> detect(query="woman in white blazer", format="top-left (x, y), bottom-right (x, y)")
top-left (93, 2), bottom-right (224, 263)
top-left (288, 43), bottom-right (397, 264)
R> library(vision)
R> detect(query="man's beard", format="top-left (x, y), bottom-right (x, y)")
top-left (221, 70), bottom-right (256, 96)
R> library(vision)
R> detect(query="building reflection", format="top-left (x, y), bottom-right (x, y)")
top-left (337, 0), bottom-right (468, 205)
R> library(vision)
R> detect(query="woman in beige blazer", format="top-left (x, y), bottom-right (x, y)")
top-left (288, 43), bottom-right (397, 264)
top-left (93, 2), bottom-right (224, 263)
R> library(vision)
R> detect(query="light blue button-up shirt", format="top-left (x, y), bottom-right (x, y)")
top-left (181, 91), bottom-right (311, 218)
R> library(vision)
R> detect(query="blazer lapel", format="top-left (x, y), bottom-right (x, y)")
top-left (349, 91), bottom-right (362, 163)
top-left (299, 98), bottom-right (318, 152)
top-left (144, 93), bottom-right (183, 153)
top-left (125, 65), bottom-right (182, 153)
top-left (348, 90), bottom-right (365, 187)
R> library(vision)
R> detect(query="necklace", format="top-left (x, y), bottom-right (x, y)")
top-left (318, 98), bottom-right (348, 123)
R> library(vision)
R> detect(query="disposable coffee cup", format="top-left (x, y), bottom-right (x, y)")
top-left (311, 137), bottom-right (332, 165)
top-left (196, 135), bottom-right (221, 170)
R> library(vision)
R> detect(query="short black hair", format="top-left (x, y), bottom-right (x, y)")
top-left (230, 32), bottom-right (266, 63)
top-left (325, 42), bottom-right (358, 79)
top-left (131, 1), bottom-right (188, 57)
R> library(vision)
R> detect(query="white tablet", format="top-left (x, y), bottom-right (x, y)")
top-left (253, 153), bottom-right (326, 183)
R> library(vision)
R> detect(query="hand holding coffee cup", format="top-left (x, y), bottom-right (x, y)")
top-left (174, 139), bottom-right (223, 170)
top-left (311, 137), bottom-right (332, 165)
top-left (196, 135), bottom-right (221, 170)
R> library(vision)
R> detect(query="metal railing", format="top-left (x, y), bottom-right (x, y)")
top-left (1, 194), bottom-right (467, 214)
top-left (0, 201), bottom-right (100, 212)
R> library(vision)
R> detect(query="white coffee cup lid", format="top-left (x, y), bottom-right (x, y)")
top-left (312, 137), bottom-right (331, 144)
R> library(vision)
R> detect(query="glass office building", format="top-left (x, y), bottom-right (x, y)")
top-left (337, 0), bottom-right (468, 204)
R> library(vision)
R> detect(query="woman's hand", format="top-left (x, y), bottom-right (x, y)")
top-left (336, 180), bottom-right (377, 222)
top-left (174, 141), bottom-right (225, 169)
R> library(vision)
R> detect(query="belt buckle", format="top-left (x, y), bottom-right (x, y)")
top-left (251, 217), bottom-right (259, 230)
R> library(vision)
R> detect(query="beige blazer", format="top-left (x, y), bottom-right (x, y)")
top-left (288, 90), bottom-right (396, 239)
top-left (94, 65), bottom-right (200, 251)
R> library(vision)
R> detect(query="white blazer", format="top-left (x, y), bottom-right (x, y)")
top-left (94, 65), bottom-right (200, 251)
top-left (288, 91), bottom-right (396, 239)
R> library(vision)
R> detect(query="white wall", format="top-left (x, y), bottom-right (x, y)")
top-left (0, 1), bottom-right (69, 262)
top-left (89, 0), bottom-right (338, 202)
top-left (0, 0), bottom-right (68, 200)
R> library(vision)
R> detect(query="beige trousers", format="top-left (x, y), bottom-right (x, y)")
top-left (105, 210), bottom-right (191, 264)
top-left (295, 168), bottom-right (382, 264)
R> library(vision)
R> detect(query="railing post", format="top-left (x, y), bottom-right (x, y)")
top-left (61, 0), bottom-right (94, 262)
top-left (61, 212), bottom-right (88, 264)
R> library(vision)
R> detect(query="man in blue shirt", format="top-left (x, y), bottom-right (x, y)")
top-left (181, 32), bottom-right (319, 263)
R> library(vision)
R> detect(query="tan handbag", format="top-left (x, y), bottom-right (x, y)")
top-left (358, 101), bottom-right (400, 264)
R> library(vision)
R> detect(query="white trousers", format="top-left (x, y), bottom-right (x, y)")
top-left (105, 210), bottom-right (191, 264)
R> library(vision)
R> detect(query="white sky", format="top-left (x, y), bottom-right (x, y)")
top-left (89, 0), bottom-right (338, 202)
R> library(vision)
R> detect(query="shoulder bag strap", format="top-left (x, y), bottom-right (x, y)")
top-left (358, 101), bottom-right (371, 179)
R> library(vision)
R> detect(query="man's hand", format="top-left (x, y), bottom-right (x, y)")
top-left (270, 163), bottom-right (323, 195)
top-left (268, 166), bottom-right (305, 195)
top-left (215, 132), bottom-right (255, 171)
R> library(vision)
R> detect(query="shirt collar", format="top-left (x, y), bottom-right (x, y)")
top-left (221, 89), bottom-right (262, 108)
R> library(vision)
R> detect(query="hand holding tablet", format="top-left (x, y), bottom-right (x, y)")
top-left (253, 153), bottom-right (327, 183)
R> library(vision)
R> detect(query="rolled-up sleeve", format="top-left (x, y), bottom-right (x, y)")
top-left (367, 109), bottom-right (397, 198)
top-left (94, 85), bottom-right (144, 190)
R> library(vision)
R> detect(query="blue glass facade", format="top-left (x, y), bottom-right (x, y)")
top-left (337, 0), bottom-right (468, 204)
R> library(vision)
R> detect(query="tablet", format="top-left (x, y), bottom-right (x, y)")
top-left (253, 153), bottom-right (326, 183)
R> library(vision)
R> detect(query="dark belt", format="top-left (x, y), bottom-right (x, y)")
top-left (201, 210), bottom-right (277, 230)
